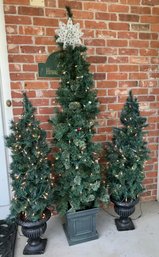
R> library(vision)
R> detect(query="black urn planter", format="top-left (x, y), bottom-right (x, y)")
top-left (63, 208), bottom-right (99, 246)
top-left (111, 198), bottom-right (139, 231)
top-left (18, 208), bottom-right (51, 255)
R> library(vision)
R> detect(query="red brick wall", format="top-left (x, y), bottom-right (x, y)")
top-left (3, 0), bottom-right (159, 201)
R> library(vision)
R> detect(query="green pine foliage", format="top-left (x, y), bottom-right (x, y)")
top-left (105, 91), bottom-right (150, 202)
top-left (5, 93), bottom-right (53, 222)
top-left (51, 45), bottom-right (109, 215)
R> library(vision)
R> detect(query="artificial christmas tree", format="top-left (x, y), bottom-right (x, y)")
top-left (50, 7), bottom-right (109, 244)
top-left (105, 91), bottom-right (150, 231)
top-left (5, 93), bottom-right (53, 254)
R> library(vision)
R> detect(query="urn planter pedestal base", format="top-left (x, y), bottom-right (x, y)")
top-left (111, 198), bottom-right (139, 231)
top-left (63, 208), bottom-right (99, 246)
top-left (115, 217), bottom-right (135, 231)
top-left (23, 238), bottom-right (47, 255)
top-left (18, 209), bottom-right (51, 255)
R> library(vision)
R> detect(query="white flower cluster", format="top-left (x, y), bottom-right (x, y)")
top-left (55, 18), bottom-right (83, 49)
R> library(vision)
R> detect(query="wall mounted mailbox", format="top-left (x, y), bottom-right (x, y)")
top-left (38, 51), bottom-right (61, 78)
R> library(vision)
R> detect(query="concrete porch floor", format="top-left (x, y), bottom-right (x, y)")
top-left (15, 201), bottom-right (159, 257)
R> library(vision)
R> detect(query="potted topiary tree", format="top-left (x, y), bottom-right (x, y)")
top-left (50, 7), bottom-right (109, 245)
top-left (105, 91), bottom-right (150, 231)
top-left (5, 93), bottom-right (53, 255)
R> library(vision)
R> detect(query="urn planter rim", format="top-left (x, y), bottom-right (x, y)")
top-left (17, 208), bottom-right (51, 227)
top-left (111, 197), bottom-right (139, 207)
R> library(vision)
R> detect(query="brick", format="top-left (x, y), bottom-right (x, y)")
top-left (129, 40), bottom-right (149, 48)
top-left (6, 25), bottom-right (17, 34)
top-left (33, 18), bottom-right (58, 27)
top-left (58, 0), bottom-right (82, 9)
top-left (151, 24), bottom-right (159, 32)
top-left (97, 65), bottom-right (118, 72)
top-left (8, 44), bottom-right (19, 53)
top-left (31, 99), bottom-right (49, 106)
top-left (120, 0), bottom-right (141, 4)
top-left (95, 13), bottom-right (117, 21)
top-left (151, 57), bottom-right (159, 64)
top-left (97, 90), bottom-right (106, 97)
top-left (85, 20), bottom-right (107, 30)
top-left (108, 56), bottom-right (128, 63)
top-left (19, 26), bottom-right (45, 35)
top-left (13, 108), bottom-right (23, 116)
top-left (9, 64), bottom-right (21, 72)
top-left (5, 15), bottom-right (31, 25)
top-left (108, 4), bottom-right (129, 12)
top-left (98, 127), bottom-right (112, 133)
top-left (152, 7), bottom-right (159, 15)
top-left (4, 0), bottom-right (29, 3)
top-left (107, 73), bottom-right (128, 80)
top-left (140, 64), bottom-right (158, 72)
top-left (12, 90), bottom-right (36, 98)
top-left (119, 65), bottom-right (139, 72)
top-left (108, 103), bottom-right (124, 111)
top-left (141, 16), bottom-right (159, 23)
top-left (132, 88), bottom-right (148, 95)
top-left (97, 81), bottom-right (117, 89)
top-left (119, 48), bottom-right (138, 55)
top-left (139, 33), bottom-right (152, 40)
top-left (131, 24), bottom-right (150, 31)
top-left (142, 0), bottom-right (159, 5)
top-left (96, 47), bottom-right (117, 55)
top-left (140, 49), bottom-right (158, 56)
top-left (96, 30), bottom-right (116, 39)
top-left (18, 6), bottom-right (44, 16)
top-left (108, 89), bottom-right (128, 96)
top-left (119, 14), bottom-right (139, 22)
top-left (35, 55), bottom-right (48, 63)
top-left (85, 39), bottom-right (105, 46)
top-left (37, 90), bottom-right (56, 98)
top-left (93, 135), bottom-right (106, 142)
top-left (4, 5), bottom-right (17, 14)
top-left (20, 46), bottom-right (45, 54)
top-left (7, 35), bottom-right (33, 44)
top-left (151, 41), bottom-right (159, 48)
top-left (130, 56), bottom-right (149, 64)
top-left (39, 107), bottom-right (54, 114)
top-left (40, 123), bottom-right (52, 131)
top-left (118, 32), bottom-right (137, 39)
top-left (45, 8), bottom-right (65, 18)
top-left (119, 81), bottom-right (138, 88)
top-left (107, 40), bottom-right (128, 47)
top-left (83, 2), bottom-right (107, 12)
top-left (36, 115), bottom-right (50, 122)
top-left (45, 0), bottom-right (56, 7)
top-left (94, 73), bottom-right (106, 80)
top-left (109, 23), bottom-right (129, 31)
top-left (9, 54), bottom-right (34, 63)
top-left (10, 73), bottom-right (35, 81)
top-left (35, 37), bottom-right (55, 45)
top-left (74, 11), bottom-right (94, 20)
top-left (87, 56), bottom-right (107, 64)
top-left (129, 73), bottom-right (148, 79)
top-left (24, 82), bottom-right (49, 89)
top-left (23, 64), bottom-right (38, 72)
top-left (131, 6), bottom-right (151, 14)
top-left (10, 82), bottom-right (22, 89)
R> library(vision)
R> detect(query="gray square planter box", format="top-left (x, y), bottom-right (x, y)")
top-left (63, 208), bottom-right (99, 246)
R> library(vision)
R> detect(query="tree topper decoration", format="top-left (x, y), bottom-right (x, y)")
top-left (55, 7), bottom-right (83, 49)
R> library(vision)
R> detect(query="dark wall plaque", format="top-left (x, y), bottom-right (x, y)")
top-left (38, 51), bottom-right (61, 77)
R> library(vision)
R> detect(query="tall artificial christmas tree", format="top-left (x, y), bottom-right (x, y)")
top-left (105, 91), bottom-right (150, 230)
top-left (6, 93), bottom-right (53, 222)
top-left (51, 7), bottom-right (109, 217)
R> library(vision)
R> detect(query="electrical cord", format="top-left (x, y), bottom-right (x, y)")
top-left (103, 201), bottom-right (143, 220)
